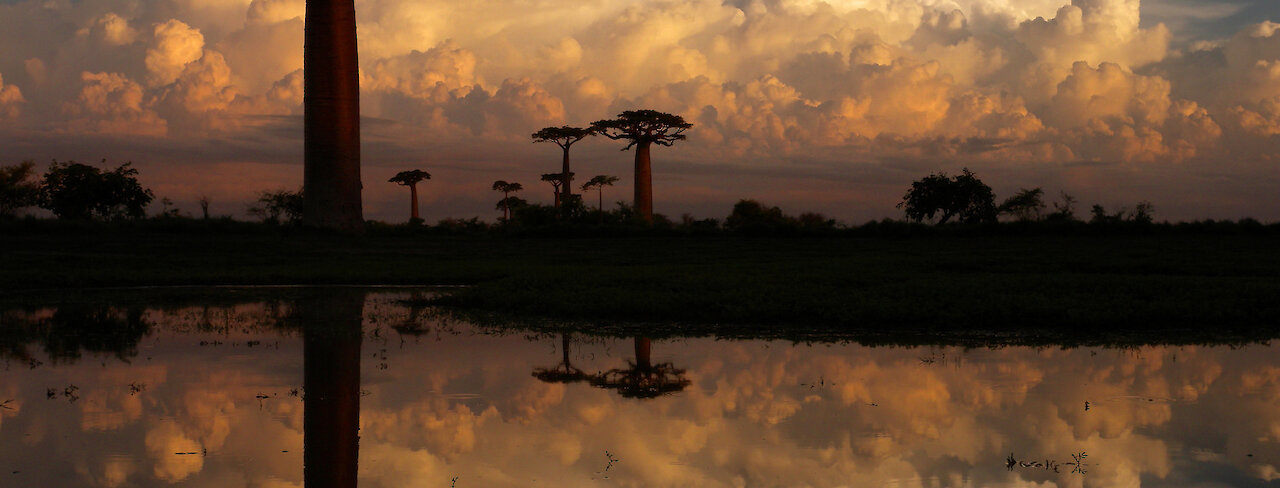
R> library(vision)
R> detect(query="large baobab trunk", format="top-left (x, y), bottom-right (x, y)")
top-left (409, 184), bottom-right (419, 221)
top-left (634, 141), bottom-right (652, 221)
top-left (303, 0), bottom-right (363, 231)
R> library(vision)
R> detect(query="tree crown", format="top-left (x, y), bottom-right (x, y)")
top-left (40, 160), bottom-right (154, 220)
top-left (531, 126), bottom-right (597, 149)
top-left (897, 168), bottom-right (996, 225)
top-left (389, 169), bottom-right (431, 186)
top-left (581, 175), bottom-right (620, 191)
top-left (591, 110), bottom-right (692, 150)
top-left (492, 180), bottom-right (523, 193)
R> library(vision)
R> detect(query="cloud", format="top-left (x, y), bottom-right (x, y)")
top-left (0, 72), bottom-right (24, 119)
top-left (145, 19), bottom-right (206, 87)
top-left (0, 0), bottom-right (1276, 221)
top-left (62, 71), bottom-right (167, 136)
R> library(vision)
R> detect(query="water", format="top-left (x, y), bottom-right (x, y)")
top-left (1, 289), bottom-right (1278, 487)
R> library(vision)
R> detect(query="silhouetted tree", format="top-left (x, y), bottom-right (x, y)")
top-left (541, 172), bottom-right (572, 206)
top-left (248, 189), bottom-right (304, 225)
top-left (725, 200), bottom-right (790, 232)
top-left (1047, 191), bottom-right (1078, 222)
top-left (1133, 201), bottom-right (1154, 224)
top-left (0, 161), bottom-right (39, 217)
top-left (532, 126), bottom-right (596, 206)
top-left (998, 187), bottom-right (1045, 221)
top-left (303, 0), bottom-right (363, 231)
top-left (491, 180), bottom-right (523, 221)
top-left (198, 195), bottom-right (211, 219)
top-left (897, 168), bottom-right (996, 224)
top-left (581, 175), bottom-right (619, 214)
top-left (388, 169), bottom-right (430, 223)
top-left (592, 110), bottom-right (692, 221)
top-left (39, 160), bottom-right (154, 220)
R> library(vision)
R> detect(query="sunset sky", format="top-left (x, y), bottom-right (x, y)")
top-left (0, 0), bottom-right (1277, 223)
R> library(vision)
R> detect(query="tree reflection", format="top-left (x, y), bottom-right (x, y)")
top-left (295, 291), bottom-right (365, 488)
top-left (0, 306), bottom-right (150, 365)
top-left (589, 337), bottom-right (690, 399)
top-left (532, 333), bottom-right (589, 384)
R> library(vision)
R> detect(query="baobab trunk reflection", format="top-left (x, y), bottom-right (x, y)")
top-left (303, 0), bottom-right (363, 231)
top-left (299, 291), bottom-right (364, 488)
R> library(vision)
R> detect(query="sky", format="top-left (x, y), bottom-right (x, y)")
top-left (0, 0), bottom-right (1277, 223)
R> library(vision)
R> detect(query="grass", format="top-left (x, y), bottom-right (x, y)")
top-left (3, 219), bottom-right (1280, 342)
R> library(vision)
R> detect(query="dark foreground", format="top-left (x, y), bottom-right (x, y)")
top-left (4, 224), bottom-right (1279, 342)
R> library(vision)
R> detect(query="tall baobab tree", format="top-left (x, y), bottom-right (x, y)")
top-left (303, 0), bottom-right (363, 231)
top-left (581, 175), bottom-right (619, 213)
top-left (541, 172), bottom-right (572, 206)
top-left (532, 126), bottom-right (596, 207)
top-left (591, 110), bottom-right (691, 222)
top-left (492, 180), bottom-right (524, 221)
top-left (388, 169), bottom-right (430, 223)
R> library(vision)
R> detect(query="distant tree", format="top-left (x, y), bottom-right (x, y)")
top-left (998, 187), bottom-right (1045, 221)
top-left (532, 126), bottom-right (596, 206)
top-left (157, 197), bottom-right (181, 218)
top-left (388, 169), bottom-right (431, 223)
top-left (491, 180), bottom-right (524, 221)
top-left (725, 200), bottom-right (792, 232)
top-left (198, 195), bottom-right (211, 219)
top-left (580, 175), bottom-right (619, 213)
top-left (1133, 201), bottom-right (1154, 224)
top-left (1047, 191), bottom-right (1077, 221)
top-left (592, 110), bottom-right (692, 221)
top-left (897, 168), bottom-right (996, 224)
top-left (248, 189), bottom-right (304, 225)
top-left (541, 172), bottom-right (572, 207)
top-left (0, 161), bottom-right (40, 217)
top-left (39, 160), bottom-right (154, 220)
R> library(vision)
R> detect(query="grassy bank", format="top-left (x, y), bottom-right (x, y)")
top-left (4, 220), bottom-right (1279, 339)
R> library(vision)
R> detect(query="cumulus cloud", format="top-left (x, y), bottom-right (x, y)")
top-left (0, 73), bottom-right (24, 119)
top-left (62, 71), bottom-right (167, 136)
top-left (145, 20), bottom-right (206, 87)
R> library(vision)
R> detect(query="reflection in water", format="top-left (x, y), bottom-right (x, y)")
top-left (2, 290), bottom-right (1280, 487)
top-left (532, 334), bottom-right (589, 384)
top-left (589, 337), bottom-right (690, 399)
top-left (297, 291), bottom-right (364, 488)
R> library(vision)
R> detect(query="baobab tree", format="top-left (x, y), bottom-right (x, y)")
top-left (492, 180), bottom-right (523, 221)
top-left (541, 172), bottom-right (572, 206)
top-left (581, 175), bottom-right (619, 213)
top-left (388, 169), bottom-right (430, 223)
top-left (303, 0), bottom-right (363, 231)
top-left (532, 126), bottom-right (596, 206)
top-left (591, 110), bottom-right (691, 221)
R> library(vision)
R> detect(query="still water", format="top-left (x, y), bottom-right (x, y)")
top-left (1, 289), bottom-right (1278, 487)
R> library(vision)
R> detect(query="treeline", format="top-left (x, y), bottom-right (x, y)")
top-left (2, 159), bottom-right (1277, 236)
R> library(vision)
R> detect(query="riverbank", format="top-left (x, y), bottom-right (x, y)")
top-left (4, 222), bottom-right (1279, 339)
